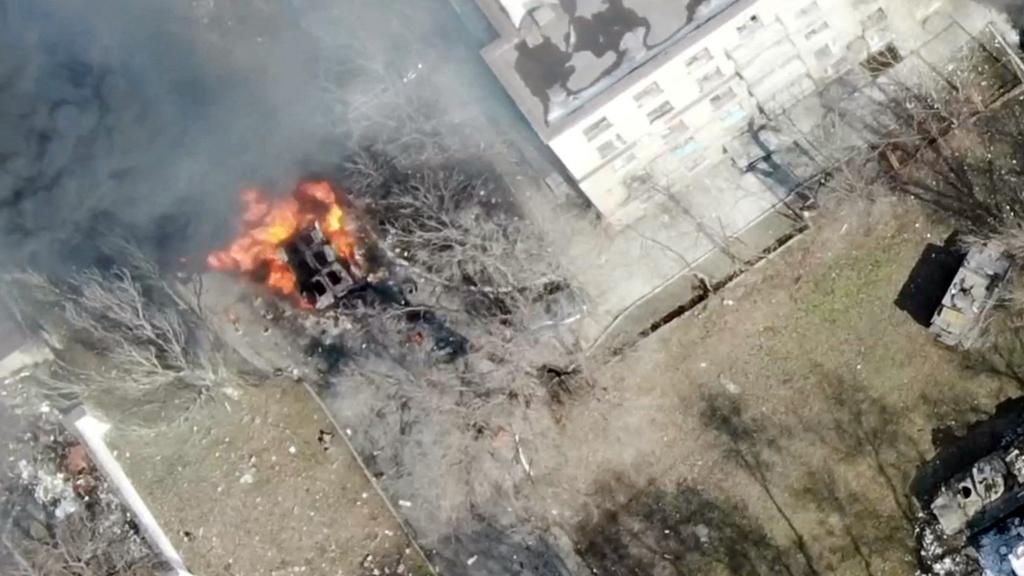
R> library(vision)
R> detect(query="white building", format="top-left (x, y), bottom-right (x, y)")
top-left (475, 0), bottom-right (1002, 224)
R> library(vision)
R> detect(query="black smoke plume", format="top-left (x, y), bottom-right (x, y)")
top-left (0, 0), bottom-right (341, 271)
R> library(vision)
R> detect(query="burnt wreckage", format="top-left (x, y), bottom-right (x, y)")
top-left (283, 222), bottom-right (467, 359)
top-left (284, 224), bottom-right (359, 310)
top-left (912, 399), bottom-right (1024, 575)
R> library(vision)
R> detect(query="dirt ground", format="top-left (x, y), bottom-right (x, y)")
top-left (27, 187), bottom-right (1011, 576)
top-left (515, 196), bottom-right (1020, 575)
top-left (110, 381), bottom-right (430, 576)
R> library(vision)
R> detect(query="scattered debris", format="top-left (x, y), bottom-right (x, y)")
top-left (718, 375), bottom-right (740, 394)
top-left (317, 429), bottom-right (334, 451)
top-left (2, 411), bottom-right (166, 574)
top-left (514, 433), bottom-right (533, 478)
top-left (18, 458), bottom-right (81, 519)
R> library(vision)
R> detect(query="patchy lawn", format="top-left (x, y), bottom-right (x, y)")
top-left (523, 197), bottom-right (1019, 575)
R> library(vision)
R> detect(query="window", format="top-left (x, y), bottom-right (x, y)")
top-left (686, 48), bottom-right (714, 69)
top-left (698, 68), bottom-right (726, 92)
top-left (597, 140), bottom-right (619, 159)
top-left (583, 117), bottom-right (612, 142)
top-left (674, 138), bottom-right (700, 157)
top-left (325, 269), bottom-right (343, 286)
top-left (813, 43), bottom-right (834, 63)
top-left (647, 101), bottom-right (674, 123)
top-left (673, 139), bottom-right (706, 172)
top-left (796, 1), bottom-right (821, 19)
top-left (737, 15), bottom-right (763, 38)
top-left (709, 87), bottom-right (737, 110)
top-left (596, 134), bottom-right (626, 159)
top-left (804, 21), bottom-right (830, 42)
top-left (633, 82), bottom-right (664, 107)
top-left (719, 105), bottom-right (747, 126)
top-left (310, 278), bottom-right (329, 297)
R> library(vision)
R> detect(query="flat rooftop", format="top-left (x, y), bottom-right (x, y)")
top-left (479, 0), bottom-right (746, 141)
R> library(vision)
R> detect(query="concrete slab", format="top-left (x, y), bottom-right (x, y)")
top-left (0, 342), bottom-right (53, 381)
top-left (0, 307), bottom-right (52, 381)
top-left (584, 204), bottom-right (806, 352)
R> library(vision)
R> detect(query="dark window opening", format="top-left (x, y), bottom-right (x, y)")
top-left (634, 82), bottom-right (664, 107)
top-left (310, 278), bottom-right (329, 297)
top-left (325, 269), bottom-right (343, 286)
top-left (583, 117), bottom-right (613, 142)
top-left (686, 48), bottom-right (713, 69)
top-left (647, 101), bottom-right (674, 123)
top-left (737, 14), bottom-right (763, 37)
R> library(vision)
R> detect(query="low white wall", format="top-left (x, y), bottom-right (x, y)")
top-left (64, 408), bottom-right (193, 576)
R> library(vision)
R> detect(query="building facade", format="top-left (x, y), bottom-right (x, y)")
top-left (476, 0), bottom-right (1000, 224)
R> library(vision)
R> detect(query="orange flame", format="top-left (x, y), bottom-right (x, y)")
top-left (208, 182), bottom-right (356, 299)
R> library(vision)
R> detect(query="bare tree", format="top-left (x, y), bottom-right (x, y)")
top-left (806, 28), bottom-right (1021, 217)
top-left (3, 240), bottom-right (229, 427)
top-left (294, 149), bottom-right (590, 574)
top-left (343, 150), bottom-right (579, 335)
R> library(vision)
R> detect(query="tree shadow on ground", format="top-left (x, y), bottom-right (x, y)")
top-left (576, 478), bottom-right (800, 576)
top-left (431, 516), bottom-right (574, 576)
top-left (698, 377), bottom-right (928, 575)
top-left (700, 390), bottom-right (821, 576)
top-left (801, 369), bottom-right (949, 574)
top-left (810, 368), bottom-right (921, 526)
top-left (795, 467), bottom-right (915, 576)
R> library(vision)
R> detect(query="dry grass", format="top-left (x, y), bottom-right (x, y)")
top-left (541, 198), bottom-right (1019, 575)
